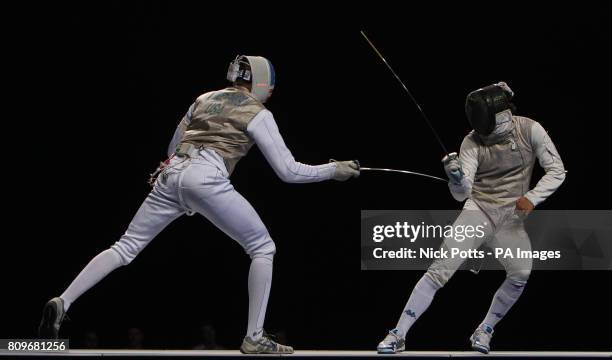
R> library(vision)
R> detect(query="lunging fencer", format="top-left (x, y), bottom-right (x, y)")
top-left (38, 55), bottom-right (360, 354)
top-left (377, 82), bottom-right (566, 354)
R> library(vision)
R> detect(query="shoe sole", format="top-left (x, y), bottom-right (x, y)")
top-left (377, 346), bottom-right (405, 354)
top-left (240, 349), bottom-right (294, 354)
top-left (38, 303), bottom-right (55, 338)
top-left (240, 345), bottom-right (294, 354)
top-left (38, 299), bottom-right (62, 339)
top-left (472, 344), bottom-right (489, 354)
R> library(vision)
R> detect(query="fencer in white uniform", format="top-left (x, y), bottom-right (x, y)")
top-left (377, 82), bottom-right (566, 354)
top-left (38, 55), bottom-right (360, 354)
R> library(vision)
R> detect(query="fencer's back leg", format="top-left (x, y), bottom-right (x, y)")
top-left (57, 186), bottom-right (185, 315)
top-left (477, 215), bottom-right (532, 338)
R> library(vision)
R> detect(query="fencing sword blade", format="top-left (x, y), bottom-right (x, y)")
top-left (359, 166), bottom-right (507, 205)
top-left (359, 167), bottom-right (447, 182)
top-left (360, 30), bottom-right (449, 155)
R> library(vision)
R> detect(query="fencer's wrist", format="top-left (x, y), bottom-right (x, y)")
top-left (523, 193), bottom-right (539, 208)
top-left (449, 178), bottom-right (462, 186)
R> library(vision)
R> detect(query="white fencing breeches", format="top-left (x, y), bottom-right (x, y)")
top-left (60, 151), bottom-right (275, 339)
top-left (426, 199), bottom-right (532, 287)
top-left (111, 154), bottom-right (276, 263)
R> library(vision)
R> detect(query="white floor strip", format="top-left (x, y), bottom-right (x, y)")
top-left (1, 350), bottom-right (611, 357)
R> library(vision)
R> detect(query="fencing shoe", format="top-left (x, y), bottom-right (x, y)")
top-left (377, 329), bottom-right (405, 354)
top-left (240, 331), bottom-right (294, 354)
top-left (470, 324), bottom-right (494, 354)
top-left (38, 297), bottom-right (66, 339)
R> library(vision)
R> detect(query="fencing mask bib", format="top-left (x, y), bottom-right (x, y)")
top-left (465, 83), bottom-right (514, 136)
top-left (226, 55), bottom-right (275, 103)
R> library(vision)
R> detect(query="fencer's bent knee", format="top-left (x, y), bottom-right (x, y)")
top-left (248, 236), bottom-right (276, 261)
top-left (507, 269), bottom-right (531, 284)
top-left (105, 247), bottom-right (129, 266)
top-left (111, 235), bottom-right (144, 265)
top-left (425, 268), bottom-right (452, 288)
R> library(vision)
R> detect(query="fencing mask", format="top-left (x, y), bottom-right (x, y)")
top-left (226, 55), bottom-right (276, 103)
top-left (465, 82), bottom-right (514, 136)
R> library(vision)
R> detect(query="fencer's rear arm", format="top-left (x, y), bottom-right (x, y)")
top-left (523, 122), bottom-right (566, 206)
top-left (448, 136), bottom-right (479, 202)
top-left (246, 110), bottom-right (336, 183)
top-left (167, 104), bottom-right (194, 157)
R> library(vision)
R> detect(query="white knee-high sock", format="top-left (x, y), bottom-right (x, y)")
top-left (481, 277), bottom-right (526, 329)
top-left (246, 257), bottom-right (273, 341)
top-left (395, 275), bottom-right (441, 338)
top-left (60, 249), bottom-right (123, 312)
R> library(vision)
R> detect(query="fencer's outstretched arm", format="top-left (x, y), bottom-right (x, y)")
top-left (449, 136), bottom-right (479, 201)
top-left (167, 104), bottom-right (195, 157)
top-left (247, 110), bottom-right (336, 183)
top-left (523, 122), bottom-right (566, 206)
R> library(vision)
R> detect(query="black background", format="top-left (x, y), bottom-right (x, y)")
top-left (5, 1), bottom-right (611, 351)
